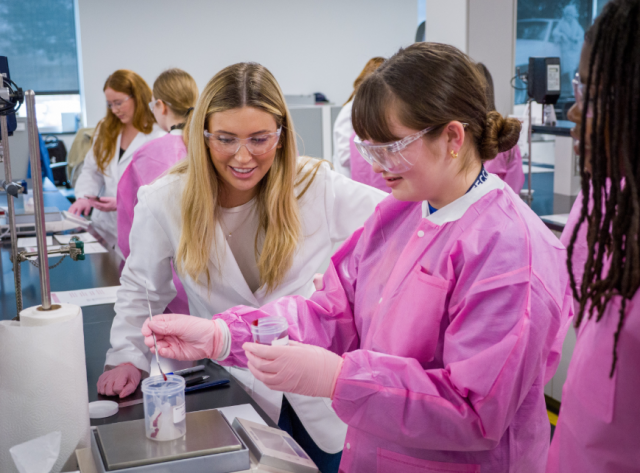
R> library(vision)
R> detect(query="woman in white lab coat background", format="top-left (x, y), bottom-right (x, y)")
top-left (69, 69), bottom-right (165, 252)
top-left (97, 62), bottom-right (386, 472)
top-left (332, 57), bottom-right (384, 178)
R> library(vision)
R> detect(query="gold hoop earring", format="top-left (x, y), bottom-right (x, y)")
top-left (450, 150), bottom-right (458, 159)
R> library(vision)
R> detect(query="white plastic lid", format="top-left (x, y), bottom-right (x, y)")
top-left (89, 400), bottom-right (119, 419)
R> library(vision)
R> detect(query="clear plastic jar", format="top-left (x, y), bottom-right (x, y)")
top-left (141, 374), bottom-right (186, 441)
top-left (250, 316), bottom-right (289, 346)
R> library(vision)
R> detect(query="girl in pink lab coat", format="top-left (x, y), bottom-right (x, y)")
top-left (117, 69), bottom-right (198, 313)
top-left (476, 63), bottom-right (525, 194)
top-left (547, 1), bottom-right (640, 471)
top-left (142, 43), bottom-right (573, 472)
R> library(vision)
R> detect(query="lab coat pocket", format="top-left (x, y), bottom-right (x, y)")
top-left (372, 265), bottom-right (450, 365)
top-left (377, 449), bottom-right (480, 472)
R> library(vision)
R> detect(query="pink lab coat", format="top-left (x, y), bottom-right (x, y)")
top-left (547, 191), bottom-right (640, 472)
top-left (349, 132), bottom-right (390, 193)
top-left (484, 146), bottom-right (525, 195)
top-left (217, 175), bottom-right (573, 472)
top-left (117, 132), bottom-right (190, 315)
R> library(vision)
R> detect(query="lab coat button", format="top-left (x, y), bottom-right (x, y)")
top-left (417, 230), bottom-right (425, 237)
top-left (346, 443), bottom-right (351, 450)
top-left (379, 298), bottom-right (383, 304)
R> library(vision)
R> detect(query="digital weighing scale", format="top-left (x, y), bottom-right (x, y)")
top-left (90, 409), bottom-right (250, 472)
top-left (233, 417), bottom-right (319, 473)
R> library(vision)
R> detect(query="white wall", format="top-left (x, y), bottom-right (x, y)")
top-left (77, 0), bottom-right (416, 127)
top-left (425, 0), bottom-right (468, 53)
top-left (467, 0), bottom-right (517, 117)
top-left (425, 0), bottom-right (517, 117)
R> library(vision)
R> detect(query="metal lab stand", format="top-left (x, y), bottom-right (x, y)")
top-left (1, 90), bottom-right (84, 318)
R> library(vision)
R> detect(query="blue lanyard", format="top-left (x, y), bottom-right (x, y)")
top-left (428, 166), bottom-right (487, 214)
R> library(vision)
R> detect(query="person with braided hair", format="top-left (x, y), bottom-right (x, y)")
top-left (142, 43), bottom-right (573, 473)
top-left (547, 1), bottom-right (640, 471)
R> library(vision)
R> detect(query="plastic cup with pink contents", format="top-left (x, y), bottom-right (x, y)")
top-left (250, 316), bottom-right (289, 346)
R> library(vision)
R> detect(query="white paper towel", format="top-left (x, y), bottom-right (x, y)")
top-left (0, 304), bottom-right (91, 473)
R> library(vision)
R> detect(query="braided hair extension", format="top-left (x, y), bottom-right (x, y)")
top-left (566, 0), bottom-right (640, 377)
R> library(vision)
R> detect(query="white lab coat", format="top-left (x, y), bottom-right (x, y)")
top-left (332, 101), bottom-right (354, 178)
top-left (74, 124), bottom-right (165, 252)
top-left (108, 160), bottom-right (386, 453)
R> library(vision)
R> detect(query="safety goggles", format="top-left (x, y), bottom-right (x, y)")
top-left (572, 73), bottom-right (594, 118)
top-left (204, 127), bottom-right (282, 157)
top-left (353, 127), bottom-right (433, 173)
top-left (356, 123), bottom-right (471, 173)
top-left (148, 99), bottom-right (172, 112)
top-left (106, 96), bottom-right (131, 110)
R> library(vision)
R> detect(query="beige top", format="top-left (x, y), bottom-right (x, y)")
top-left (219, 198), bottom-right (262, 293)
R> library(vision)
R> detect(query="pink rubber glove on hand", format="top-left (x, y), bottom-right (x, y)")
top-left (91, 196), bottom-right (117, 212)
top-left (142, 314), bottom-right (225, 361)
top-left (244, 341), bottom-right (344, 398)
top-left (97, 362), bottom-right (141, 398)
top-left (68, 198), bottom-right (93, 216)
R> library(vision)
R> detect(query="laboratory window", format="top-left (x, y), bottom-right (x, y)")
top-left (1, 0), bottom-right (82, 133)
top-left (514, 0), bottom-right (610, 118)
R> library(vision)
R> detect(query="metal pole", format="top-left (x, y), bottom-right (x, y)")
top-left (528, 100), bottom-right (533, 207)
top-left (0, 115), bottom-right (22, 316)
top-left (25, 90), bottom-right (51, 310)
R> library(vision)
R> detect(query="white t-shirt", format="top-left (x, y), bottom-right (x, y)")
top-left (219, 199), bottom-right (262, 293)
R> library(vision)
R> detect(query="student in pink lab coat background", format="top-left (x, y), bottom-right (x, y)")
top-left (476, 62), bottom-right (525, 194)
top-left (142, 43), bottom-right (573, 473)
top-left (117, 68), bottom-right (198, 314)
top-left (546, 1), bottom-right (640, 471)
top-left (332, 57), bottom-right (388, 192)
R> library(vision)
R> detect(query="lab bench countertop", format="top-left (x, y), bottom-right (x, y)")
top-left (1, 243), bottom-right (276, 428)
top-left (1, 181), bottom-right (276, 429)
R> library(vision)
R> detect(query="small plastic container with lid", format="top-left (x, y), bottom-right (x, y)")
top-left (141, 374), bottom-right (186, 441)
top-left (250, 316), bottom-right (289, 346)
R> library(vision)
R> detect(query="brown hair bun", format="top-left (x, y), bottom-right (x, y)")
top-left (479, 111), bottom-right (522, 162)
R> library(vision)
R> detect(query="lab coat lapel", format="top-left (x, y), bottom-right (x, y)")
top-left (117, 131), bottom-right (143, 174)
top-left (382, 174), bottom-right (506, 297)
top-left (384, 216), bottom-right (441, 298)
top-left (210, 223), bottom-right (260, 306)
top-left (103, 133), bottom-right (122, 184)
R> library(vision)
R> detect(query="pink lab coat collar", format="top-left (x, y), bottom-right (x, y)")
top-left (421, 173), bottom-right (506, 224)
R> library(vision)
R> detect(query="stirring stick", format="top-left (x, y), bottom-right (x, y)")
top-left (145, 280), bottom-right (167, 381)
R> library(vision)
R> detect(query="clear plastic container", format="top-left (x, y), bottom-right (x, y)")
top-left (141, 374), bottom-right (186, 441)
top-left (250, 316), bottom-right (289, 346)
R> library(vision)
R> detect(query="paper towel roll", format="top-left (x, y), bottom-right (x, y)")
top-left (0, 304), bottom-right (91, 473)
top-left (20, 303), bottom-right (79, 327)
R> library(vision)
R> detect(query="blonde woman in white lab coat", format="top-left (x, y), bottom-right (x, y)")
top-left (97, 62), bottom-right (386, 472)
top-left (70, 70), bottom-right (164, 252)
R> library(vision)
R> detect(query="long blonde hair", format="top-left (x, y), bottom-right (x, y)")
top-left (153, 68), bottom-right (199, 145)
top-left (172, 62), bottom-right (321, 292)
top-left (93, 70), bottom-right (155, 173)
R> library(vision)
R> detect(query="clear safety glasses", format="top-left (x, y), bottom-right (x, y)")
top-left (572, 73), bottom-right (594, 118)
top-left (353, 126), bottom-right (436, 173)
top-left (148, 99), bottom-right (172, 112)
top-left (106, 96), bottom-right (131, 110)
top-left (204, 128), bottom-right (282, 157)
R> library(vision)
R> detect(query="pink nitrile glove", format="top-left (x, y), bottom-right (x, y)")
top-left (244, 340), bottom-right (344, 398)
top-left (313, 273), bottom-right (324, 291)
top-left (97, 362), bottom-right (142, 398)
top-left (142, 313), bottom-right (225, 361)
top-left (91, 196), bottom-right (117, 212)
top-left (68, 198), bottom-right (93, 216)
